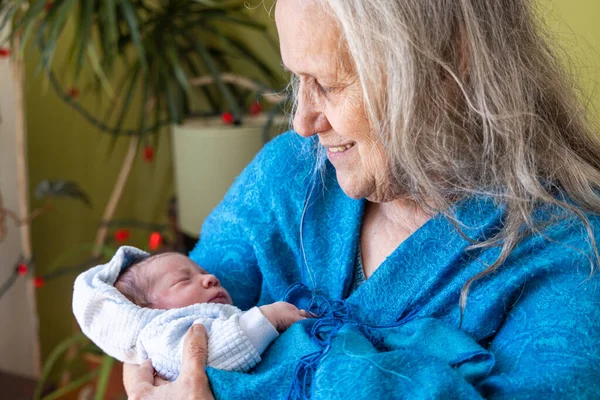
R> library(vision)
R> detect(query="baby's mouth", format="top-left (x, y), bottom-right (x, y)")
top-left (208, 291), bottom-right (229, 304)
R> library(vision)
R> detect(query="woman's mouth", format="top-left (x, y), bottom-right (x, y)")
top-left (327, 142), bottom-right (355, 153)
top-left (326, 142), bottom-right (356, 161)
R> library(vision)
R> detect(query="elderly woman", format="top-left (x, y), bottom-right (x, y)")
top-left (126, 0), bottom-right (600, 398)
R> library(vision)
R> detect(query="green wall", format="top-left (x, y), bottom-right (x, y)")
top-left (25, 0), bottom-right (599, 372)
top-left (540, 0), bottom-right (600, 117)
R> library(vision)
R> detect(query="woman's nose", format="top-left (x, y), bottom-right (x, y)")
top-left (293, 85), bottom-right (332, 138)
top-left (201, 274), bottom-right (219, 288)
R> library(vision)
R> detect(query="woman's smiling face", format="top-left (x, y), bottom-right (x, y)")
top-left (275, 0), bottom-right (393, 202)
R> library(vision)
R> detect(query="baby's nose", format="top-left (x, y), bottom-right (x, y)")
top-left (202, 274), bottom-right (219, 288)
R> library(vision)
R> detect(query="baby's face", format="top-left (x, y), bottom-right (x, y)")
top-left (147, 254), bottom-right (232, 309)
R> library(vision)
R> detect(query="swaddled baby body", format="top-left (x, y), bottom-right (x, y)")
top-left (72, 246), bottom-right (308, 381)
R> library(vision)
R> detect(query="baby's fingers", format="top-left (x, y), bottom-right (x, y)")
top-left (298, 309), bottom-right (315, 318)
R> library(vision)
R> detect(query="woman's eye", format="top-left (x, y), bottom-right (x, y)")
top-left (315, 81), bottom-right (331, 95)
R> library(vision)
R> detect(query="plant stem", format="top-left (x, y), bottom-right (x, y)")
top-left (92, 135), bottom-right (140, 257)
top-left (0, 203), bottom-right (52, 232)
top-left (12, 34), bottom-right (41, 377)
top-left (188, 73), bottom-right (285, 104)
top-left (14, 38), bottom-right (32, 261)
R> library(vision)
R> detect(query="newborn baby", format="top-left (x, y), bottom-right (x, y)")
top-left (73, 246), bottom-right (307, 381)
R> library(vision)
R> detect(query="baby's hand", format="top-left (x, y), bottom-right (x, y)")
top-left (259, 301), bottom-right (311, 332)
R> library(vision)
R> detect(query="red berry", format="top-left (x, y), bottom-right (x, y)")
top-left (68, 88), bottom-right (80, 98)
top-left (222, 112), bottom-right (234, 125)
top-left (0, 48), bottom-right (10, 58)
top-left (45, 2), bottom-right (53, 11)
top-left (148, 232), bottom-right (163, 250)
top-left (17, 264), bottom-right (28, 276)
top-left (143, 146), bottom-right (154, 162)
top-left (114, 229), bottom-right (130, 243)
top-left (34, 276), bottom-right (45, 288)
top-left (250, 101), bottom-right (261, 116)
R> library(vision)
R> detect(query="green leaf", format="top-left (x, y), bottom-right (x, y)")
top-left (152, 96), bottom-right (163, 146)
top-left (183, 56), bottom-right (220, 113)
top-left (100, 0), bottom-right (118, 70)
top-left (189, 1), bottom-right (246, 14)
top-left (208, 13), bottom-right (266, 31)
top-left (34, 180), bottom-right (92, 206)
top-left (184, 33), bottom-right (242, 121)
top-left (0, 2), bottom-right (19, 38)
top-left (15, 0), bottom-right (50, 53)
top-left (165, 78), bottom-right (180, 124)
top-left (33, 333), bottom-right (89, 400)
top-left (114, 61), bottom-right (141, 135)
top-left (73, 0), bottom-right (96, 82)
top-left (138, 70), bottom-right (151, 137)
top-left (87, 43), bottom-right (115, 98)
top-left (152, 71), bottom-right (165, 141)
top-left (41, 370), bottom-right (100, 400)
top-left (165, 47), bottom-right (190, 93)
top-left (101, 67), bottom-right (134, 125)
top-left (94, 355), bottom-right (116, 400)
top-left (199, 23), bottom-right (278, 85)
top-left (36, 0), bottom-right (76, 76)
top-left (118, 0), bottom-right (147, 70)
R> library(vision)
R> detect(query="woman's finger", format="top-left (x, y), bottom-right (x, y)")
top-left (179, 324), bottom-right (209, 380)
top-left (122, 363), bottom-right (138, 395)
top-left (134, 359), bottom-right (156, 386)
top-left (153, 375), bottom-right (170, 387)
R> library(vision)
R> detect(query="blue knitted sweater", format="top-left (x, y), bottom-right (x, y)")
top-left (190, 132), bottom-right (600, 399)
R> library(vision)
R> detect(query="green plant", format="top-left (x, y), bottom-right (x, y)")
top-left (1, 0), bottom-right (284, 136)
top-left (33, 333), bottom-right (119, 400)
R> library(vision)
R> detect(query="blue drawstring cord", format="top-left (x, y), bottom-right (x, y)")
top-left (284, 284), bottom-right (353, 399)
top-left (283, 283), bottom-right (418, 399)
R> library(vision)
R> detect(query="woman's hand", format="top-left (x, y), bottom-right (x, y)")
top-left (123, 324), bottom-right (215, 400)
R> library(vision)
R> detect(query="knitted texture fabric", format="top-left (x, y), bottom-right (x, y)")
top-left (190, 131), bottom-right (600, 399)
top-left (73, 246), bottom-right (263, 381)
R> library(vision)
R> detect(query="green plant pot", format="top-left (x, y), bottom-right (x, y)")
top-left (171, 115), bottom-right (287, 237)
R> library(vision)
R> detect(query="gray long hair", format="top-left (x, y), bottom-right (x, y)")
top-left (284, 0), bottom-right (600, 314)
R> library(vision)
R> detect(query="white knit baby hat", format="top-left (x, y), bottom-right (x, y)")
top-left (72, 246), bottom-right (163, 362)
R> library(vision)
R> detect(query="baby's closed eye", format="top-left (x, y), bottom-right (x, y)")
top-left (172, 274), bottom-right (190, 287)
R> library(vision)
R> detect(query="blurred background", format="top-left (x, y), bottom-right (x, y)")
top-left (0, 0), bottom-right (598, 399)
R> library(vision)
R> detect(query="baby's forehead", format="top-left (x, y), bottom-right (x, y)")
top-left (145, 253), bottom-right (205, 274)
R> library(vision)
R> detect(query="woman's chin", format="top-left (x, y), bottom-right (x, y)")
top-left (337, 175), bottom-right (368, 200)
top-left (337, 174), bottom-right (397, 203)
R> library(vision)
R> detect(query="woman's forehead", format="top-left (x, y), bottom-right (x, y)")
top-left (276, 0), bottom-right (346, 78)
